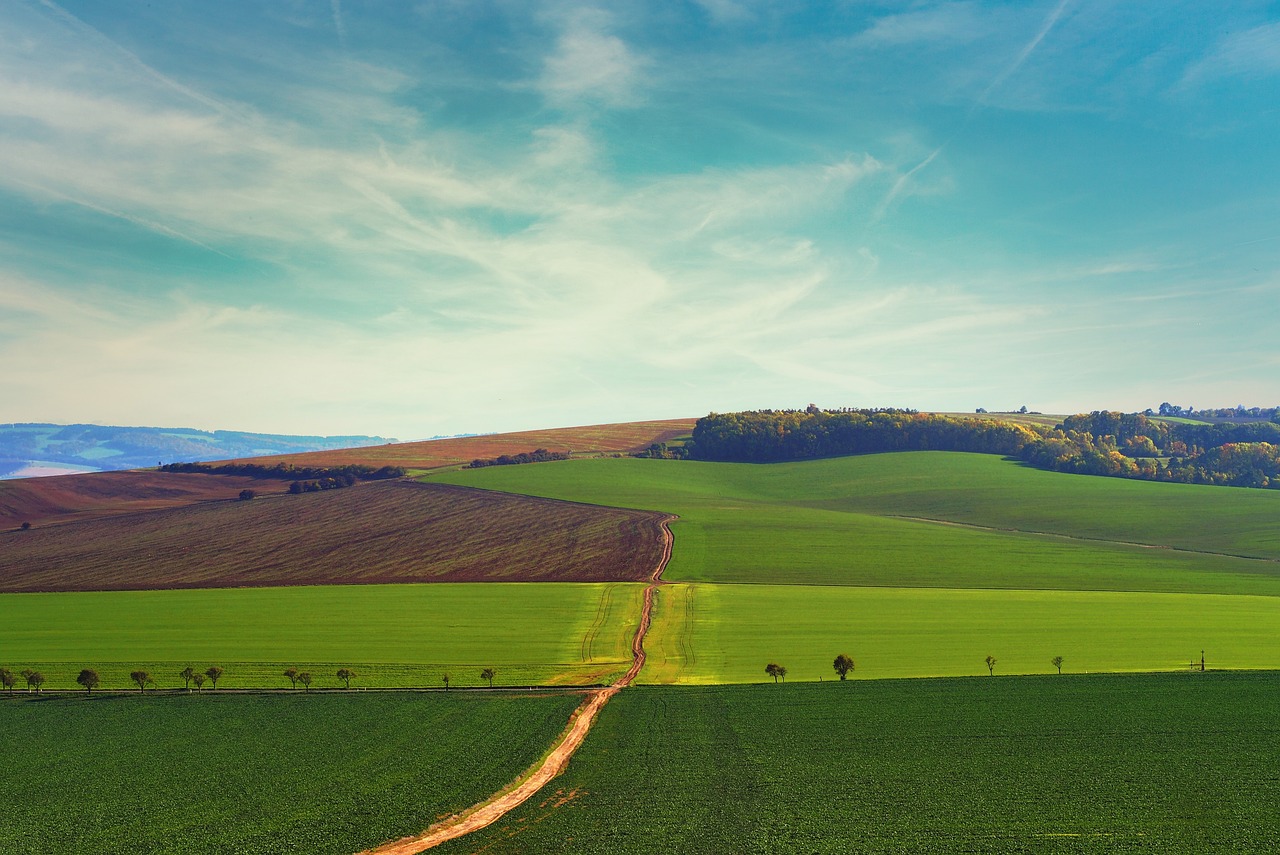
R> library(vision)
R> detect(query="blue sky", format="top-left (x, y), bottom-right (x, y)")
top-left (1, 1), bottom-right (1278, 438)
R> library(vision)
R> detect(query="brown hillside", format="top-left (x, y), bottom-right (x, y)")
top-left (0, 470), bottom-right (293, 529)
top-left (237, 418), bottom-right (697, 470)
top-left (0, 480), bottom-right (667, 592)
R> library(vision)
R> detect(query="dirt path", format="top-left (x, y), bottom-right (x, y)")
top-left (358, 514), bottom-right (677, 855)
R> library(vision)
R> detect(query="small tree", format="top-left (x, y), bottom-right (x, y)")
top-left (985, 655), bottom-right (997, 676)
top-left (833, 654), bottom-right (855, 681)
top-left (480, 668), bottom-right (495, 688)
top-left (205, 666), bottom-right (224, 690)
top-left (192, 673), bottom-right (206, 691)
top-left (298, 671), bottom-right (312, 692)
top-left (131, 670), bottom-right (152, 693)
top-left (765, 663), bottom-right (784, 684)
top-left (336, 668), bottom-right (355, 689)
top-left (239, 489), bottom-right (256, 501)
top-left (20, 522), bottom-right (31, 531)
top-left (179, 667), bottom-right (195, 691)
top-left (77, 669), bottom-right (100, 695)
top-left (283, 667), bottom-right (299, 689)
top-left (1051, 656), bottom-right (1064, 675)
top-left (0, 668), bottom-right (14, 695)
top-left (441, 672), bottom-right (451, 690)
top-left (28, 671), bottom-right (45, 693)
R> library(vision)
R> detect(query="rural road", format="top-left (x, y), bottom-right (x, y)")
top-left (358, 513), bottom-right (677, 854)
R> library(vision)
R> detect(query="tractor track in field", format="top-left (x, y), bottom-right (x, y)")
top-left (358, 514), bottom-right (677, 855)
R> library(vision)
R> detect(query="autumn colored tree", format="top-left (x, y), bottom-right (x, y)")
top-left (130, 670), bottom-right (153, 693)
top-left (336, 668), bottom-right (356, 689)
top-left (480, 668), bottom-right (496, 688)
top-left (298, 671), bottom-right (312, 692)
top-left (765, 663), bottom-right (785, 683)
top-left (0, 668), bottom-right (15, 695)
top-left (283, 667), bottom-right (299, 689)
top-left (833, 654), bottom-right (855, 681)
top-left (205, 666), bottom-right (224, 689)
top-left (192, 673), bottom-right (206, 691)
top-left (179, 667), bottom-right (195, 691)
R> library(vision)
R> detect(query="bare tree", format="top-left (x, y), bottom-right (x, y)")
top-left (205, 666), bottom-right (224, 690)
top-left (765, 663), bottom-right (785, 683)
top-left (985, 655), bottom-right (997, 676)
top-left (833, 654), bottom-right (855, 681)
top-left (179, 667), bottom-right (195, 691)
top-left (130, 670), bottom-right (153, 693)
top-left (336, 668), bottom-right (356, 689)
top-left (480, 668), bottom-right (496, 688)
top-left (283, 667), bottom-right (299, 689)
top-left (1051, 656), bottom-right (1063, 675)
top-left (298, 671), bottom-right (312, 692)
top-left (76, 669), bottom-right (100, 695)
top-left (0, 668), bottom-right (15, 695)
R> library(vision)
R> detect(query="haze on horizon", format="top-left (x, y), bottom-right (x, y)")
top-left (1, 1), bottom-right (1277, 440)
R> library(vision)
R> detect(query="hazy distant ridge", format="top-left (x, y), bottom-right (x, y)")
top-left (0, 423), bottom-right (395, 478)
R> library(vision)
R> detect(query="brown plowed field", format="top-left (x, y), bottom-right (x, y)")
top-left (0, 481), bottom-right (667, 593)
top-left (0, 470), bottom-right (293, 529)
top-left (237, 418), bottom-right (697, 470)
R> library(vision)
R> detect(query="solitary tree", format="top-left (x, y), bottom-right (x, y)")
top-left (298, 671), bottom-right (312, 692)
top-left (441, 672), bottom-right (451, 691)
top-left (179, 667), bottom-right (195, 691)
top-left (0, 668), bottom-right (14, 695)
top-left (77, 669), bottom-right (101, 695)
top-left (765, 663), bottom-right (785, 684)
top-left (1051, 656), bottom-right (1064, 675)
top-left (20, 522), bottom-right (31, 531)
top-left (336, 668), bottom-right (355, 689)
top-left (238, 489), bottom-right (256, 501)
top-left (480, 668), bottom-right (496, 688)
top-left (192, 673), bottom-right (206, 691)
top-left (283, 667), bottom-right (299, 689)
top-left (130, 670), bottom-right (152, 693)
top-left (205, 666), bottom-right (224, 690)
top-left (833, 654), bottom-right (855, 681)
top-left (985, 655), bottom-right (997, 676)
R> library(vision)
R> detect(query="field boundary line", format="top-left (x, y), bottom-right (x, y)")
top-left (357, 513), bottom-right (678, 854)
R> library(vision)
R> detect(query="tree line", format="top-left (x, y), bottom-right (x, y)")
top-left (763, 653), bottom-right (1071, 682)
top-left (0, 665), bottom-right (504, 694)
top-left (684, 407), bottom-right (1280, 489)
top-left (160, 461), bottom-right (406, 481)
top-left (467, 448), bottom-right (570, 468)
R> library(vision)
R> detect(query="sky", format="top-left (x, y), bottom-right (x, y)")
top-left (1, 1), bottom-right (1278, 439)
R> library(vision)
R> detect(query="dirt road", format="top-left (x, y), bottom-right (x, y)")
top-left (358, 514), bottom-right (677, 855)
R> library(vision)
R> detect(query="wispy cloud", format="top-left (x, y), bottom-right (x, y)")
top-left (1181, 21), bottom-right (1280, 87)
top-left (538, 10), bottom-right (645, 107)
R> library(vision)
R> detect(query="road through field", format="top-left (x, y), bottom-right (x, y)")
top-left (358, 514), bottom-right (677, 855)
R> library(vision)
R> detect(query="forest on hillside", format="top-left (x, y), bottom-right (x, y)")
top-left (680, 407), bottom-right (1280, 489)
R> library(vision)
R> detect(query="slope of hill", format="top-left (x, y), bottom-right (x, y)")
top-left (0, 480), bottom-right (668, 592)
top-left (0, 422), bottom-right (394, 478)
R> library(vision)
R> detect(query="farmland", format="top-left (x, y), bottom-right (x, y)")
top-left (428, 455), bottom-right (1280, 594)
top-left (0, 583), bottom-right (643, 689)
top-left (0, 691), bottom-right (581, 855)
top-left (432, 673), bottom-right (1280, 854)
top-left (0, 481), bottom-right (666, 592)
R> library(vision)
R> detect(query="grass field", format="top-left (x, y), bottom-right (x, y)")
top-left (431, 673), bottom-right (1280, 854)
top-left (0, 481), bottom-right (666, 592)
top-left (427, 455), bottom-right (1280, 594)
top-left (640, 583), bottom-right (1280, 683)
top-left (0, 583), bottom-right (643, 689)
top-left (0, 691), bottom-right (581, 855)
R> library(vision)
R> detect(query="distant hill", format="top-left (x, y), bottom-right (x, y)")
top-left (0, 423), bottom-right (396, 479)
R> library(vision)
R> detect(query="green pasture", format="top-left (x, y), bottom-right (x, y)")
top-left (427, 456), bottom-right (1280, 593)
top-left (0, 691), bottom-right (581, 855)
top-left (433, 673), bottom-right (1280, 854)
top-left (0, 582), bottom-right (642, 689)
top-left (639, 583), bottom-right (1280, 683)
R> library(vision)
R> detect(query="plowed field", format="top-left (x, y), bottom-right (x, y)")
top-left (0, 481), bottom-right (667, 592)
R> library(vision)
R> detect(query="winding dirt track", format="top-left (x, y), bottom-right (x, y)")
top-left (358, 514), bottom-right (677, 855)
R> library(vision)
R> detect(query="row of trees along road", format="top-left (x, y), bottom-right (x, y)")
top-left (763, 655), bottom-right (1070, 682)
top-left (2, 665), bottom-right (505, 694)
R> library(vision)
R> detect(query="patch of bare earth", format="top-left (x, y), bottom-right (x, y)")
top-left (0, 481), bottom-right (668, 592)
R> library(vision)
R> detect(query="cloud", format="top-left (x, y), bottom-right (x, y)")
top-left (850, 3), bottom-right (995, 48)
top-left (1181, 22), bottom-right (1280, 86)
top-left (538, 10), bottom-right (644, 107)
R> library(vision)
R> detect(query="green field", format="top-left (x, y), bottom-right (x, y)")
top-left (427, 455), bottom-right (1280, 593)
top-left (432, 673), bottom-right (1280, 854)
top-left (0, 691), bottom-right (581, 855)
top-left (641, 583), bottom-right (1280, 683)
top-left (0, 583), bottom-right (642, 689)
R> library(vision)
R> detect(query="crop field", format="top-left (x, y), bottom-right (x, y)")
top-left (0, 582), bottom-right (643, 689)
top-left (240, 418), bottom-right (696, 471)
top-left (427, 455), bottom-right (1280, 594)
top-left (0, 481), bottom-right (666, 592)
top-left (0, 469), bottom-right (293, 529)
top-left (0, 691), bottom-right (581, 855)
top-left (431, 673), bottom-right (1280, 854)
top-left (639, 583), bottom-right (1280, 683)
